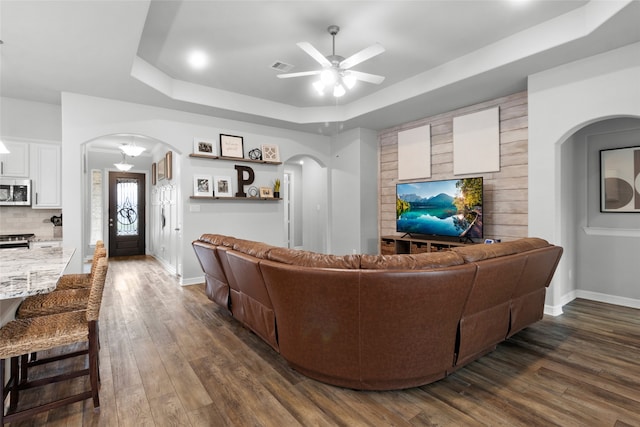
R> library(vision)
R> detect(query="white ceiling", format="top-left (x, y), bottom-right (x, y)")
top-left (1, 0), bottom-right (639, 136)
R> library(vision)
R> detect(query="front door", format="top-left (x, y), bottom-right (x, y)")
top-left (109, 172), bottom-right (145, 257)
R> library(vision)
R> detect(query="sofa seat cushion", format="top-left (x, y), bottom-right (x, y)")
top-left (360, 251), bottom-right (464, 270)
top-left (267, 247), bottom-right (361, 269)
top-left (452, 238), bottom-right (550, 263)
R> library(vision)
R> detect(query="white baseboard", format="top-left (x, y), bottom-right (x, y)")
top-left (180, 275), bottom-right (205, 286)
top-left (547, 290), bottom-right (640, 316)
top-left (574, 290), bottom-right (640, 309)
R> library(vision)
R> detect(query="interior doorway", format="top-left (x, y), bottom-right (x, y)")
top-left (108, 171), bottom-right (146, 256)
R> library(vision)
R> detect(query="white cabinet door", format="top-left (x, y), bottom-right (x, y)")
top-left (0, 141), bottom-right (29, 177)
top-left (30, 143), bottom-right (62, 208)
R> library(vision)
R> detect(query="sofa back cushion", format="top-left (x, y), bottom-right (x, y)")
top-left (199, 233), bottom-right (237, 247)
top-left (360, 251), bottom-right (464, 270)
top-left (231, 238), bottom-right (275, 258)
top-left (452, 238), bottom-right (550, 263)
top-left (267, 247), bottom-right (361, 269)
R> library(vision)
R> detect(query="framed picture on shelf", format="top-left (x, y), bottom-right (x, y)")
top-left (261, 144), bottom-right (280, 162)
top-left (193, 175), bottom-right (213, 197)
top-left (220, 134), bottom-right (244, 158)
top-left (214, 176), bottom-right (233, 197)
top-left (600, 145), bottom-right (640, 212)
top-left (158, 158), bottom-right (166, 180)
top-left (259, 186), bottom-right (273, 198)
top-left (151, 163), bottom-right (157, 185)
top-left (165, 151), bottom-right (173, 180)
top-left (193, 138), bottom-right (217, 157)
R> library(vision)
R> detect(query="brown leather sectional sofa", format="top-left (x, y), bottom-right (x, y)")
top-left (192, 234), bottom-right (563, 390)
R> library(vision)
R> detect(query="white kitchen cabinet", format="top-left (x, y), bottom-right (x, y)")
top-left (30, 143), bottom-right (62, 208)
top-left (0, 141), bottom-right (29, 177)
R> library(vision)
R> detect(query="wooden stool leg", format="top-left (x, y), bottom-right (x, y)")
top-left (0, 358), bottom-right (4, 426)
top-left (9, 357), bottom-right (20, 411)
top-left (89, 324), bottom-right (100, 409)
top-left (20, 354), bottom-right (28, 384)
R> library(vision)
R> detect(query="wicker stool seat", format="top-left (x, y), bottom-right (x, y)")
top-left (0, 257), bottom-right (108, 426)
top-left (56, 246), bottom-right (106, 291)
top-left (15, 288), bottom-right (91, 319)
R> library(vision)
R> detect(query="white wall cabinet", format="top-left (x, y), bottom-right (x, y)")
top-left (30, 143), bottom-right (62, 208)
top-left (0, 141), bottom-right (29, 177)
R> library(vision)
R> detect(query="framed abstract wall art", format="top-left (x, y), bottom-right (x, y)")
top-left (600, 146), bottom-right (640, 212)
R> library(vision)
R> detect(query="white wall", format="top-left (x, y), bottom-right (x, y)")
top-left (61, 93), bottom-right (333, 283)
top-left (1, 97), bottom-right (61, 142)
top-left (529, 42), bottom-right (640, 314)
top-left (330, 127), bottom-right (379, 255)
top-left (300, 158), bottom-right (328, 253)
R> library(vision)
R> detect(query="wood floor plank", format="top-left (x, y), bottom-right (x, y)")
top-left (147, 391), bottom-right (192, 427)
top-left (154, 342), bottom-right (213, 412)
top-left (11, 255), bottom-right (640, 426)
top-left (114, 384), bottom-right (155, 427)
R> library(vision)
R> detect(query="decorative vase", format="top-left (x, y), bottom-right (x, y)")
top-left (274, 191), bottom-right (280, 198)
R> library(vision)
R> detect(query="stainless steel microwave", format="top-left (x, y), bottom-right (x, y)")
top-left (0, 178), bottom-right (31, 206)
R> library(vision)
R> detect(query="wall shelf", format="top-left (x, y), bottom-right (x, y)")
top-left (189, 153), bottom-right (282, 165)
top-left (190, 196), bottom-right (281, 201)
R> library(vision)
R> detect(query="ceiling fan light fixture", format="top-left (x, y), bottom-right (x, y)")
top-left (313, 80), bottom-right (325, 95)
top-left (343, 72), bottom-right (356, 89)
top-left (320, 68), bottom-right (336, 85)
top-left (333, 83), bottom-right (346, 98)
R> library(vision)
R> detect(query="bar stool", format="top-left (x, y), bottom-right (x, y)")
top-left (14, 246), bottom-right (106, 320)
top-left (56, 244), bottom-right (106, 291)
top-left (0, 257), bottom-right (108, 426)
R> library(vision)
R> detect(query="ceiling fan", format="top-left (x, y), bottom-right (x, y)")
top-left (277, 25), bottom-right (385, 97)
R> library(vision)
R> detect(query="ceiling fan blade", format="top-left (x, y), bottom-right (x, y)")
top-left (348, 70), bottom-right (385, 85)
top-left (297, 42), bottom-right (332, 67)
top-left (339, 43), bottom-right (385, 69)
top-left (276, 70), bottom-right (322, 79)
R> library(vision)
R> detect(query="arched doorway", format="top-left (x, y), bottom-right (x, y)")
top-left (559, 117), bottom-right (640, 309)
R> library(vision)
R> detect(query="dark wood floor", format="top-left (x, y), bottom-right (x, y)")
top-left (7, 255), bottom-right (640, 426)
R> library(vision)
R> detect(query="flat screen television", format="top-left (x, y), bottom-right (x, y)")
top-left (396, 177), bottom-right (483, 240)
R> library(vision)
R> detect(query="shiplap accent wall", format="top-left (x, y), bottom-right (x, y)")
top-left (378, 91), bottom-right (529, 242)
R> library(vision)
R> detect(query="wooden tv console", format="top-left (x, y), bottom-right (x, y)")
top-left (380, 235), bottom-right (475, 255)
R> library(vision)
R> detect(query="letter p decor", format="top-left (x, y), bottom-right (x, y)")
top-left (234, 165), bottom-right (255, 197)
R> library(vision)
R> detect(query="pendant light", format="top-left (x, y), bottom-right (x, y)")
top-left (114, 152), bottom-right (133, 171)
top-left (120, 137), bottom-right (145, 157)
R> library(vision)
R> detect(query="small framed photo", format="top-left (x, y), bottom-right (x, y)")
top-left (193, 175), bottom-right (213, 197)
top-left (151, 163), bottom-right (157, 185)
top-left (259, 186), bottom-right (273, 198)
top-left (158, 158), bottom-right (166, 180)
top-left (165, 151), bottom-right (173, 180)
top-left (214, 176), bottom-right (233, 197)
top-left (220, 134), bottom-right (244, 158)
top-left (193, 138), bottom-right (217, 157)
top-left (261, 144), bottom-right (280, 162)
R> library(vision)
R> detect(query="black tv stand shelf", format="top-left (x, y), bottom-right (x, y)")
top-left (380, 235), bottom-right (475, 255)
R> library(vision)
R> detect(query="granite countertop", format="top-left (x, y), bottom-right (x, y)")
top-left (0, 246), bottom-right (75, 299)
top-left (32, 236), bottom-right (63, 242)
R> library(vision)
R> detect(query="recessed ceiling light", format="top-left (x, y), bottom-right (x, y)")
top-left (188, 50), bottom-right (208, 70)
